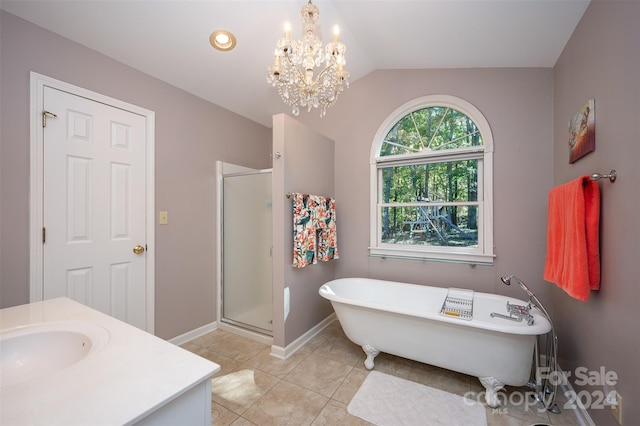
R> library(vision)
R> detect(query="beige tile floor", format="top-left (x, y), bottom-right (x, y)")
top-left (182, 321), bottom-right (581, 426)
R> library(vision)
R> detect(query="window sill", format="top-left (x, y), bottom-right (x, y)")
top-left (369, 246), bottom-right (495, 266)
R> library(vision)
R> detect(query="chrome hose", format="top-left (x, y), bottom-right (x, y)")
top-left (501, 275), bottom-right (560, 413)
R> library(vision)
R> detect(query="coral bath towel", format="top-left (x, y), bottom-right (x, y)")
top-left (544, 175), bottom-right (600, 301)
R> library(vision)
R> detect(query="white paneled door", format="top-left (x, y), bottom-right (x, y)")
top-left (42, 86), bottom-right (148, 329)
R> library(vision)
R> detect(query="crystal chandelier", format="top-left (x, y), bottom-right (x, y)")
top-left (267, 0), bottom-right (349, 117)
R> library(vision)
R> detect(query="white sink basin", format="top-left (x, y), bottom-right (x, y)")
top-left (1, 321), bottom-right (110, 387)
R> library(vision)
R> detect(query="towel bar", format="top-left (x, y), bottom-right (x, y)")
top-left (590, 169), bottom-right (617, 183)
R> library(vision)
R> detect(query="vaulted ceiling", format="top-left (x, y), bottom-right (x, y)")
top-left (1, 0), bottom-right (590, 126)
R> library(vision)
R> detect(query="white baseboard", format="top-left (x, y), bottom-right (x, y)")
top-left (167, 321), bottom-right (218, 346)
top-left (166, 314), bottom-right (337, 355)
top-left (536, 356), bottom-right (595, 426)
top-left (270, 313), bottom-right (336, 359)
top-left (558, 375), bottom-right (596, 426)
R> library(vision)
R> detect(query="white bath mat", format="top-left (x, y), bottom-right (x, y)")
top-left (348, 371), bottom-right (487, 426)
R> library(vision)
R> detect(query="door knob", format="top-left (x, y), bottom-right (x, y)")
top-left (133, 245), bottom-right (145, 255)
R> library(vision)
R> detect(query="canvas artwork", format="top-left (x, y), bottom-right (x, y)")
top-left (568, 99), bottom-right (595, 163)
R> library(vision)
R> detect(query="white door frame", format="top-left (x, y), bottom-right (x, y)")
top-left (29, 72), bottom-right (155, 333)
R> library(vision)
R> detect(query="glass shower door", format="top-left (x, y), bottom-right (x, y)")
top-left (222, 170), bottom-right (273, 335)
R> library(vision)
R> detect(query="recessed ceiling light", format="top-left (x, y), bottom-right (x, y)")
top-left (210, 30), bottom-right (236, 51)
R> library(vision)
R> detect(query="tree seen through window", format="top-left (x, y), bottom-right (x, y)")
top-left (379, 106), bottom-right (482, 248)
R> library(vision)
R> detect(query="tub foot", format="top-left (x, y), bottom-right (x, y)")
top-left (479, 376), bottom-right (505, 408)
top-left (362, 344), bottom-right (380, 370)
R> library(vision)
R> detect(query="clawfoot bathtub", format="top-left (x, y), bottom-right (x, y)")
top-left (319, 278), bottom-right (551, 408)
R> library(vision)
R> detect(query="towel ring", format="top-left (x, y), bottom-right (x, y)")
top-left (590, 170), bottom-right (617, 183)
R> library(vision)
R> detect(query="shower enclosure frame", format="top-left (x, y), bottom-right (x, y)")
top-left (216, 162), bottom-right (274, 345)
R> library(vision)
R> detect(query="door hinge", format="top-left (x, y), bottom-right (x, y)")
top-left (42, 110), bottom-right (57, 128)
top-left (42, 227), bottom-right (46, 244)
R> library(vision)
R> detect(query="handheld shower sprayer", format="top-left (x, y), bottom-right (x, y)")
top-left (501, 275), bottom-right (535, 299)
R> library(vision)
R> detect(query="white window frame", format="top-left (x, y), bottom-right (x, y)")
top-left (369, 95), bottom-right (494, 264)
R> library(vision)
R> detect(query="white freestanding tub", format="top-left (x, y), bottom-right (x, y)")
top-left (319, 277), bottom-right (551, 407)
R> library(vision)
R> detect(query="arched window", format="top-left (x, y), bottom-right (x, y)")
top-left (369, 95), bottom-right (494, 264)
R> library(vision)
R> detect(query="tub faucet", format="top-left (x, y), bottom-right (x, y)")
top-left (495, 275), bottom-right (539, 325)
top-left (500, 275), bottom-right (552, 323)
top-left (490, 301), bottom-right (534, 325)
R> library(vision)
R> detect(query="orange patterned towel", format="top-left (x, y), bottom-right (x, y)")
top-left (543, 176), bottom-right (600, 301)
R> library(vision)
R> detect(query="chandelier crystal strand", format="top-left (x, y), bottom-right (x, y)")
top-left (267, 0), bottom-right (349, 117)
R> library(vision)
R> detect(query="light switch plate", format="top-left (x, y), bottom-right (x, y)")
top-left (159, 211), bottom-right (169, 225)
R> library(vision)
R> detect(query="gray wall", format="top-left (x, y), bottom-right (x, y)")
top-left (0, 11), bottom-right (272, 339)
top-left (296, 4), bottom-right (640, 421)
top-left (272, 114), bottom-right (336, 347)
top-left (2, 5), bottom-right (639, 422)
top-left (299, 68), bottom-right (555, 301)
top-left (552, 1), bottom-right (640, 423)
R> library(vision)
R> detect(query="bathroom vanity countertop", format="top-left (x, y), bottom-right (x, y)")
top-left (0, 297), bottom-right (220, 425)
